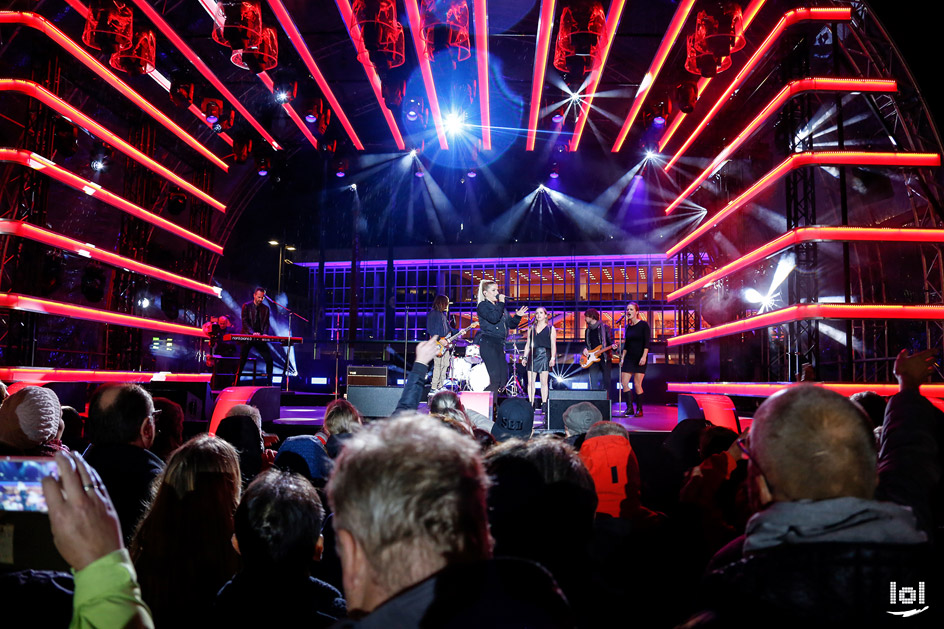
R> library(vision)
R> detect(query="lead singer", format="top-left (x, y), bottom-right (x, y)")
top-left (475, 280), bottom-right (528, 393)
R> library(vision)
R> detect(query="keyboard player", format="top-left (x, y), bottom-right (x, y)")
top-left (234, 287), bottom-right (274, 385)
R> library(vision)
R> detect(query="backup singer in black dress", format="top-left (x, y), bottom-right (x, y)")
top-left (620, 302), bottom-right (650, 417)
top-left (522, 307), bottom-right (557, 412)
top-left (475, 280), bottom-right (528, 393)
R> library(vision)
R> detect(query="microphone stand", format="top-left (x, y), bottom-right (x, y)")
top-left (266, 295), bottom-right (310, 393)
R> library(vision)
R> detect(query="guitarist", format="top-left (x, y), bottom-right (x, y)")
top-left (582, 309), bottom-right (614, 399)
top-left (426, 295), bottom-right (458, 395)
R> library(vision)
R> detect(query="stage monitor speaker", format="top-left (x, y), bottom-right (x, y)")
top-left (677, 393), bottom-right (741, 433)
top-left (347, 365), bottom-right (388, 387)
top-left (547, 389), bottom-right (610, 431)
top-left (458, 391), bottom-right (493, 425)
top-left (209, 386), bottom-right (281, 434)
top-left (347, 385), bottom-right (401, 418)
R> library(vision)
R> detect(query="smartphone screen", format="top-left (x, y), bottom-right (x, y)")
top-left (0, 457), bottom-right (58, 513)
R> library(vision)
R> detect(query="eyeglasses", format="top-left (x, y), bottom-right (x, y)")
top-left (737, 437), bottom-right (782, 502)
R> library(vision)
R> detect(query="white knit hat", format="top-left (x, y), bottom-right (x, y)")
top-left (0, 386), bottom-right (61, 451)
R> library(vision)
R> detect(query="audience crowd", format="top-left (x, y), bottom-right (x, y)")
top-left (0, 342), bottom-right (941, 627)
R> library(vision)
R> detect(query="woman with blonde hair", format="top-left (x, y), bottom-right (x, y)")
top-left (475, 280), bottom-right (528, 393)
top-left (522, 306), bottom-right (557, 414)
top-left (131, 434), bottom-right (242, 627)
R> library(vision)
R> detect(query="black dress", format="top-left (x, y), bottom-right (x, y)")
top-left (622, 319), bottom-right (651, 374)
top-left (527, 325), bottom-right (552, 373)
top-left (476, 300), bottom-right (522, 393)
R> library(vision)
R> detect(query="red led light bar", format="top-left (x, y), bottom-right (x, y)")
top-left (667, 381), bottom-right (944, 398)
top-left (668, 226), bottom-right (944, 302)
top-left (0, 80), bottom-right (226, 212)
top-left (525, 0), bottom-right (557, 152)
top-left (0, 220), bottom-right (221, 297)
top-left (257, 72), bottom-right (319, 150)
top-left (474, 0), bottom-right (491, 150)
top-left (128, 0), bottom-right (282, 151)
top-left (611, 0), bottom-right (697, 153)
top-left (568, 0), bottom-right (626, 152)
top-left (405, 0), bottom-right (448, 150)
top-left (0, 367), bottom-right (211, 385)
top-left (0, 293), bottom-right (209, 338)
top-left (665, 151), bottom-right (941, 257)
top-left (657, 0), bottom-right (766, 152)
top-left (665, 77), bottom-right (898, 215)
top-left (663, 7), bottom-right (852, 172)
top-left (268, 0), bottom-right (368, 150)
top-left (0, 149), bottom-right (223, 254)
top-left (667, 303), bottom-right (944, 347)
top-left (334, 0), bottom-right (404, 149)
top-left (0, 12), bottom-right (229, 171)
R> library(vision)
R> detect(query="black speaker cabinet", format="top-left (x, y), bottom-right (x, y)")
top-left (145, 382), bottom-right (213, 423)
top-left (347, 385), bottom-right (402, 418)
top-left (547, 389), bottom-right (610, 431)
top-left (347, 365), bottom-right (388, 387)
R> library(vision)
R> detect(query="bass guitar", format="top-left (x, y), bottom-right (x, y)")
top-left (580, 342), bottom-right (620, 369)
top-left (436, 322), bottom-right (479, 357)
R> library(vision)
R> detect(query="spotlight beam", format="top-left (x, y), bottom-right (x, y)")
top-left (665, 151), bottom-right (941, 257)
top-left (611, 0), bottom-right (697, 153)
top-left (0, 80), bottom-right (227, 212)
top-left (129, 0), bottom-right (283, 150)
top-left (333, 0), bottom-right (403, 149)
top-left (404, 0), bottom-right (449, 150)
top-left (662, 7), bottom-right (853, 172)
top-left (525, 0), bottom-right (557, 152)
top-left (474, 0), bottom-right (492, 150)
top-left (664, 78), bottom-right (899, 215)
top-left (568, 0), bottom-right (627, 151)
top-left (0, 149), bottom-right (223, 254)
top-left (656, 0), bottom-right (767, 152)
top-left (0, 11), bottom-right (229, 171)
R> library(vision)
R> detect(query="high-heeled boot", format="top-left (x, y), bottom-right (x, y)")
top-left (633, 390), bottom-right (644, 417)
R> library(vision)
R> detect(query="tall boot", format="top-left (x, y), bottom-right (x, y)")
top-left (626, 388), bottom-right (636, 417)
top-left (633, 389), bottom-right (644, 417)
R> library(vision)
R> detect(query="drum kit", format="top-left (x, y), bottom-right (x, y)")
top-left (444, 333), bottom-right (526, 395)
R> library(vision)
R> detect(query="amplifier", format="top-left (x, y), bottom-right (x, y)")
top-left (347, 365), bottom-right (388, 387)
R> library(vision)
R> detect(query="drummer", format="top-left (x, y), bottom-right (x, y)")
top-left (426, 295), bottom-right (458, 395)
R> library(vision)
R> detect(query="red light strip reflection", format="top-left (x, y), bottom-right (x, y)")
top-left (525, 0), bottom-right (557, 152)
top-left (0, 12), bottom-right (229, 171)
top-left (268, 0), bottom-right (368, 149)
top-left (474, 0), bottom-right (491, 150)
top-left (0, 80), bottom-right (226, 212)
top-left (405, 0), bottom-right (448, 149)
top-left (0, 293), bottom-right (210, 337)
top-left (668, 227), bottom-right (944, 302)
top-left (128, 0), bottom-right (283, 151)
top-left (664, 78), bottom-right (898, 215)
top-left (611, 0), bottom-right (697, 153)
top-left (662, 7), bottom-right (852, 171)
top-left (667, 303), bottom-right (944, 347)
top-left (0, 220), bottom-right (221, 297)
top-left (0, 149), bottom-right (223, 254)
top-left (667, 381), bottom-right (944, 398)
top-left (0, 368), bottom-right (211, 384)
top-left (665, 151), bottom-right (941, 257)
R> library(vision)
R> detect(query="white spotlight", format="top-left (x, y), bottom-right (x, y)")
top-left (743, 288), bottom-right (764, 304)
top-left (645, 150), bottom-right (656, 160)
top-left (443, 111), bottom-right (465, 135)
top-left (409, 148), bottom-right (417, 157)
top-left (349, 184), bottom-right (357, 191)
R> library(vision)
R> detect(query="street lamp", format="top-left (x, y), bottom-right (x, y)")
top-left (269, 241), bottom-right (296, 295)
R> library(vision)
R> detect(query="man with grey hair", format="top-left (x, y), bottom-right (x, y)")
top-left (690, 384), bottom-right (932, 626)
top-left (328, 413), bottom-right (573, 627)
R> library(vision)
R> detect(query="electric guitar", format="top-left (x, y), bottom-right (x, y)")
top-left (436, 322), bottom-right (479, 357)
top-left (580, 342), bottom-right (620, 369)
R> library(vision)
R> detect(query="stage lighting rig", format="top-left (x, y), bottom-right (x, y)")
top-left (201, 98), bottom-right (223, 124)
top-left (273, 76), bottom-right (297, 103)
top-left (169, 71), bottom-right (196, 108)
top-left (89, 141), bottom-right (112, 172)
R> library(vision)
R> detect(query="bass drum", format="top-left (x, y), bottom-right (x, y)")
top-left (469, 363), bottom-right (490, 392)
top-left (451, 357), bottom-right (472, 382)
top-left (464, 344), bottom-right (483, 364)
